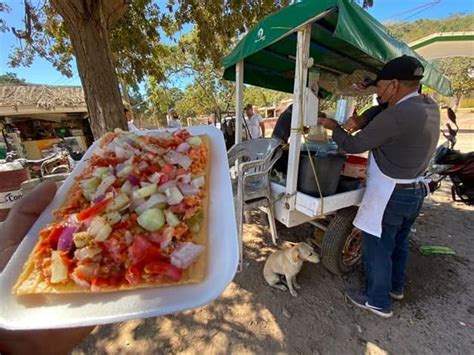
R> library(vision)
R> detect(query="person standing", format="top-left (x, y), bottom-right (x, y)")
top-left (167, 108), bottom-right (182, 129)
top-left (319, 56), bottom-right (439, 318)
top-left (244, 104), bottom-right (265, 139)
top-left (124, 108), bottom-right (139, 132)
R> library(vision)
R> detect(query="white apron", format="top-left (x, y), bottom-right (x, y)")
top-left (353, 154), bottom-right (426, 237)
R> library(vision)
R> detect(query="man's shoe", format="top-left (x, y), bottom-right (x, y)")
top-left (345, 289), bottom-right (393, 318)
top-left (390, 290), bottom-right (404, 300)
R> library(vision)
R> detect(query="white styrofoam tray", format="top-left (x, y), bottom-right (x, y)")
top-left (0, 125), bottom-right (238, 330)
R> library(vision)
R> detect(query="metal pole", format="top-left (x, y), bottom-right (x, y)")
top-left (235, 61), bottom-right (244, 144)
top-left (286, 25), bottom-right (311, 210)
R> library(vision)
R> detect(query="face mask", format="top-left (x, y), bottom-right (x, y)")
top-left (376, 81), bottom-right (394, 107)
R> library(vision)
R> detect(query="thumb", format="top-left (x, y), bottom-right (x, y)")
top-left (1, 181), bottom-right (57, 247)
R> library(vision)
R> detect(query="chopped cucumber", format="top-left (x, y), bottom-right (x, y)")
top-left (107, 193), bottom-right (130, 211)
top-left (137, 208), bottom-right (165, 232)
top-left (186, 210), bottom-right (202, 234)
top-left (93, 167), bottom-right (110, 178)
top-left (105, 211), bottom-right (121, 225)
top-left (81, 177), bottom-right (100, 190)
top-left (133, 184), bottom-right (157, 199)
top-left (83, 189), bottom-right (95, 202)
top-left (188, 221), bottom-right (200, 234)
top-left (165, 210), bottom-right (181, 227)
top-left (186, 136), bottom-right (202, 147)
top-left (117, 165), bottom-right (133, 178)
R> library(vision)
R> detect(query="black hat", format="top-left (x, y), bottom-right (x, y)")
top-left (365, 55), bottom-right (424, 87)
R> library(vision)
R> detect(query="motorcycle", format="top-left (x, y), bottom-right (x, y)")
top-left (428, 108), bottom-right (474, 205)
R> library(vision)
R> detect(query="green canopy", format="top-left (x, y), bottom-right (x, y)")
top-left (222, 0), bottom-right (452, 96)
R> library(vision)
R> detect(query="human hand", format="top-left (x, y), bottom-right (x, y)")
top-left (0, 181), bottom-right (94, 355)
top-left (344, 112), bottom-right (366, 133)
top-left (0, 181), bottom-right (57, 270)
top-left (318, 117), bottom-right (339, 130)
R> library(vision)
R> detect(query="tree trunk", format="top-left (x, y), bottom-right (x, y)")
top-left (51, 0), bottom-right (128, 139)
top-left (453, 92), bottom-right (462, 112)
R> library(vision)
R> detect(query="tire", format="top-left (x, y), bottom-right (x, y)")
top-left (321, 206), bottom-right (362, 275)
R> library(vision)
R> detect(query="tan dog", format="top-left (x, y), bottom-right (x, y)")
top-left (264, 242), bottom-right (320, 297)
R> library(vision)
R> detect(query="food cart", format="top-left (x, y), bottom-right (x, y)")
top-left (222, 0), bottom-right (452, 274)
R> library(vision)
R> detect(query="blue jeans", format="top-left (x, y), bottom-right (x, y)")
top-left (362, 185), bottom-right (426, 309)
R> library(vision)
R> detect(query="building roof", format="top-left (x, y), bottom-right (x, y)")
top-left (0, 84), bottom-right (88, 116)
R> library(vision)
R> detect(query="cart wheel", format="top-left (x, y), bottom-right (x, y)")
top-left (321, 207), bottom-right (362, 275)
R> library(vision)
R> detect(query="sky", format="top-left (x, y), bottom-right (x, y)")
top-left (0, 0), bottom-right (472, 88)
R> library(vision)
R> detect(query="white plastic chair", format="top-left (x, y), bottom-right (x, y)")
top-left (227, 138), bottom-right (283, 268)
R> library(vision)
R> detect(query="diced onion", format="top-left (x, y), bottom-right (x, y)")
top-left (177, 182), bottom-right (199, 196)
top-left (135, 193), bottom-right (167, 215)
top-left (127, 175), bottom-right (140, 186)
top-left (191, 176), bottom-right (205, 189)
top-left (158, 180), bottom-right (177, 193)
top-left (57, 225), bottom-right (79, 251)
top-left (171, 242), bottom-right (204, 269)
top-left (138, 161), bottom-right (149, 171)
top-left (149, 172), bottom-right (163, 184)
top-left (176, 173), bottom-right (192, 184)
top-left (176, 142), bottom-right (191, 153)
top-left (95, 175), bottom-right (116, 198)
top-left (165, 151), bottom-right (192, 169)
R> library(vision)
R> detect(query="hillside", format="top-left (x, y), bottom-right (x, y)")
top-left (385, 13), bottom-right (474, 43)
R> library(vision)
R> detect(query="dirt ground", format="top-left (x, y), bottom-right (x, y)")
top-left (74, 110), bottom-right (474, 355)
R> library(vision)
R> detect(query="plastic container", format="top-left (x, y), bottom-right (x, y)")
top-left (0, 125), bottom-right (238, 330)
top-left (337, 176), bottom-right (362, 193)
top-left (0, 162), bottom-right (29, 222)
top-left (341, 155), bottom-right (368, 179)
top-left (297, 150), bottom-right (346, 197)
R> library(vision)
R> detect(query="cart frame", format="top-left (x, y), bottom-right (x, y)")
top-left (224, 0), bottom-right (452, 273)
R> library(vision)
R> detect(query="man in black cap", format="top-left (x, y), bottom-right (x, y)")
top-left (320, 55), bottom-right (440, 318)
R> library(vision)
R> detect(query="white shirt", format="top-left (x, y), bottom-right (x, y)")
top-left (168, 119), bottom-right (182, 129)
top-left (396, 91), bottom-right (419, 105)
top-left (128, 121), bottom-right (139, 132)
top-left (246, 113), bottom-right (263, 139)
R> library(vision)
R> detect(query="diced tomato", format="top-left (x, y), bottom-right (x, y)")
top-left (125, 264), bottom-right (141, 285)
top-left (77, 198), bottom-right (111, 221)
top-left (144, 261), bottom-right (182, 282)
top-left (39, 225), bottom-right (64, 251)
top-left (174, 136), bottom-right (184, 145)
top-left (128, 235), bottom-right (153, 264)
top-left (173, 129), bottom-right (191, 140)
top-left (174, 224), bottom-right (189, 239)
top-left (147, 165), bottom-right (161, 174)
top-left (175, 168), bottom-right (187, 176)
top-left (156, 139), bottom-right (178, 148)
top-left (161, 164), bottom-right (174, 174)
top-left (148, 232), bottom-right (166, 245)
top-left (129, 213), bottom-right (138, 227)
top-left (91, 276), bottom-right (109, 289)
top-left (91, 157), bottom-right (126, 167)
top-left (114, 219), bottom-right (131, 230)
top-left (60, 252), bottom-right (75, 272)
top-left (169, 202), bottom-right (187, 214)
top-left (103, 236), bottom-right (126, 263)
top-left (128, 234), bottom-right (163, 265)
top-left (91, 275), bottom-right (122, 289)
top-left (168, 168), bottom-right (177, 180)
top-left (159, 174), bottom-right (169, 185)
